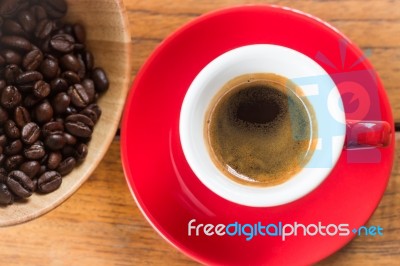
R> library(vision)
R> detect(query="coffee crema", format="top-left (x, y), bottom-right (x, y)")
top-left (205, 73), bottom-right (318, 187)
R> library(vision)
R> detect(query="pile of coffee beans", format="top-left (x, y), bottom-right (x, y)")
top-left (0, 0), bottom-right (109, 205)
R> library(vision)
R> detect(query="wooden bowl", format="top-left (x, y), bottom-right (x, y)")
top-left (0, 0), bottom-right (132, 226)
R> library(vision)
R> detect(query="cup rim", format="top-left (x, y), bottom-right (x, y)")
top-left (179, 44), bottom-right (346, 207)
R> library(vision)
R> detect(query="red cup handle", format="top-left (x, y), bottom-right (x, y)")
top-left (345, 121), bottom-right (392, 149)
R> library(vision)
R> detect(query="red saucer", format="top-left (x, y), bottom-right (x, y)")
top-left (121, 6), bottom-right (395, 265)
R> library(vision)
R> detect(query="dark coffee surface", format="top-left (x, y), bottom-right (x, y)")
top-left (206, 73), bottom-right (317, 186)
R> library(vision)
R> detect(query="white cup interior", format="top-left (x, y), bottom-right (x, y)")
top-left (180, 44), bottom-right (346, 207)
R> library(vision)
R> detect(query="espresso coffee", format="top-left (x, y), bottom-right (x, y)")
top-left (205, 73), bottom-right (317, 186)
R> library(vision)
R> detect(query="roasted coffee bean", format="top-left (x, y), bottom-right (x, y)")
top-left (38, 171), bottom-right (62, 193)
top-left (63, 132), bottom-right (76, 145)
top-left (42, 121), bottom-right (64, 137)
top-left (6, 170), bottom-right (34, 198)
top-left (23, 49), bottom-right (43, 71)
top-left (76, 54), bottom-right (86, 79)
top-left (23, 94), bottom-right (41, 108)
top-left (80, 108), bottom-right (99, 124)
top-left (72, 23), bottom-right (86, 43)
top-left (14, 106), bottom-right (31, 127)
top-left (30, 5), bottom-right (47, 21)
top-left (65, 122), bottom-right (92, 138)
top-left (24, 143), bottom-right (45, 160)
top-left (0, 106), bottom-right (9, 125)
top-left (4, 64), bottom-right (22, 84)
top-left (5, 139), bottom-right (22, 155)
top-left (50, 77), bottom-right (68, 93)
top-left (36, 19), bottom-right (55, 40)
top-left (42, 0), bottom-right (68, 19)
top-left (16, 71), bottom-right (43, 92)
top-left (47, 152), bottom-right (62, 170)
top-left (92, 68), bottom-right (109, 92)
top-left (19, 161), bottom-right (41, 178)
top-left (0, 0), bottom-right (22, 18)
top-left (0, 35), bottom-right (32, 52)
top-left (34, 100), bottom-right (53, 123)
top-left (45, 133), bottom-right (66, 150)
top-left (50, 34), bottom-right (75, 53)
top-left (65, 114), bottom-right (93, 138)
top-left (17, 9), bottom-right (37, 33)
top-left (60, 54), bottom-right (81, 72)
top-left (5, 155), bottom-right (24, 171)
top-left (0, 135), bottom-right (7, 147)
top-left (61, 71), bottom-right (80, 85)
top-left (74, 143), bottom-right (88, 162)
top-left (52, 92), bottom-right (70, 114)
top-left (16, 70), bottom-right (44, 83)
top-left (68, 84), bottom-right (89, 108)
top-left (0, 183), bottom-right (14, 205)
top-left (2, 19), bottom-right (25, 36)
top-left (33, 80), bottom-right (50, 98)
top-left (57, 157), bottom-right (76, 176)
top-left (4, 120), bottom-right (20, 139)
top-left (82, 79), bottom-right (95, 103)
top-left (40, 56), bottom-right (59, 80)
top-left (21, 122), bottom-right (40, 144)
top-left (82, 103), bottom-right (101, 124)
top-left (1, 85), bottom-right (22, 109)
top-left (1, 49), bottom-right (22, 65)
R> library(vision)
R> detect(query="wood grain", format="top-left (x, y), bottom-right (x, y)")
top-left (0, 139), bottom-right (398, 265)
top-left (128, 0), bottom-right (400, 122)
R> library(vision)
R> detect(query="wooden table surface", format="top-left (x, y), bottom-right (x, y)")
top-left (1, 0), bottom-right (399, 265)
